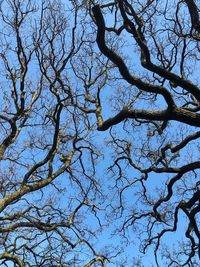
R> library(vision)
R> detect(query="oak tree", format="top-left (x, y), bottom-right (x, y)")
top-left (1, 0), bottom-right (200, 267)
top-left (90, 0), bottom-right (200, 266)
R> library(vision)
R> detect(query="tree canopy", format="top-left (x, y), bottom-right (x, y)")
top-left (0, 0), bottom-right (200, 266)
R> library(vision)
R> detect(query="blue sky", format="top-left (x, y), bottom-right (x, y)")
top-left (0, 0), bottom-right (200, 266)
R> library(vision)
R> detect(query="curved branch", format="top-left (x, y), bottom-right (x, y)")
top-left (0, 252), bottom-right (23, 267)
top-left (185, 0), bottom-right (200, 33)
top-left (97, 107), bottom-right (200, 131)
top-left (92, 5), bottom-right (175, 108)
top-left (118, 0), bottom-right (200, 102)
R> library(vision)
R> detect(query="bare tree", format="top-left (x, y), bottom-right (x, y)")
top-left (90, 0), bottom-right (200, 266)
top-left (1, 0), bottom-right (200, 266)
top-left (0, 0), bottom-right (111, 266)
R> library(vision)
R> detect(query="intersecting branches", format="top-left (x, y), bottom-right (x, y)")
top-left (0, 1), bottom-right (108, 266)
top-left (91, 0), bottom-right (200, 265)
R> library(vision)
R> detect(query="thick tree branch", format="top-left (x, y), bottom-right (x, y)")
top-left (118, 1), bottom-right (200, 102)
top-left (97, 107), bottom-right (200, 131)
top-left (185, 0), bottom-right (200, 33)
top-left (92, 5), bottom-right (175, 108)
